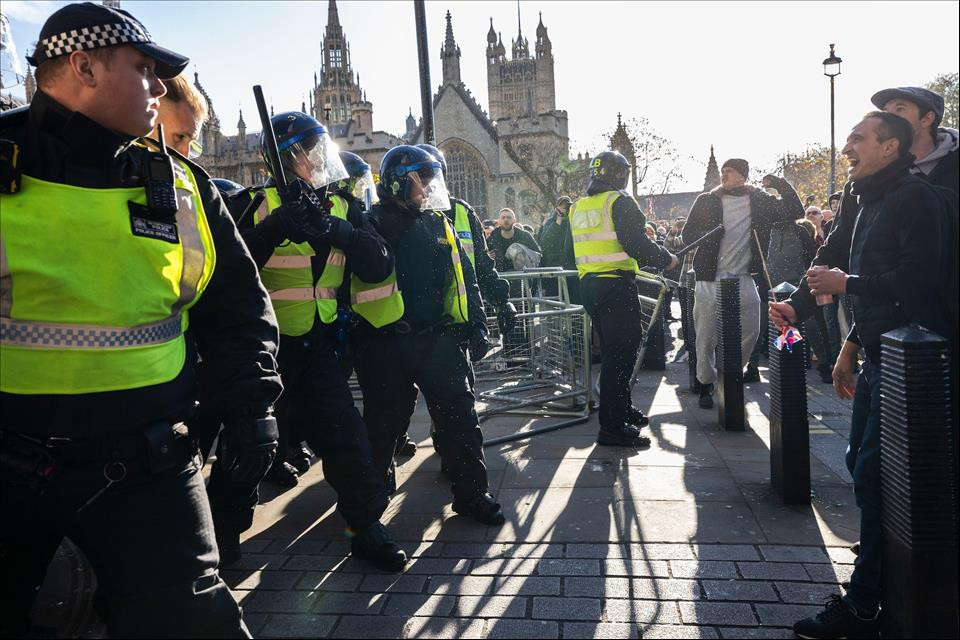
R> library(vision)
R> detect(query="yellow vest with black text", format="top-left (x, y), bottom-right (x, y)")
top-left (350, 211), bottom-right (467, 327)
top-left (452, 201), bottom-right (475, 266)
top-left (254, 187), bottom-right (346, 336)
top-left (568, 191), bottom-right (640, 279)
top-left (0, 160), bottom-right (216, 394)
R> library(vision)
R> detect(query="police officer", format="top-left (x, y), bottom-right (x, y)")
top-left (566, 151), bottom-right (678, 447)
top-left (354, 145), bottom-right (505, 525)
top-left (234, 111), bottom-right (407, 571)
top-left (0, 4), bottom-right (281, 637)
top-left (333, 150), bottom-right (379, 211)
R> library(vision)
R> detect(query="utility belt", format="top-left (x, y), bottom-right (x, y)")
top-left (366, 316), bottom-right (465, 340)
top-left (0, 421), bottom-right (196, 498)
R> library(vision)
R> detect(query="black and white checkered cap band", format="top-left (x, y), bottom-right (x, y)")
top-left (32, 22), bottom-right (152, 64)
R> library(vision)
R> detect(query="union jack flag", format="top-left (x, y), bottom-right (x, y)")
top-left (774, 325), bottom-right (804, 352)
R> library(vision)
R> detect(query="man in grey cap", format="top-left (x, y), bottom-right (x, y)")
top-left (1, 3), bottom-right (281, 637)
top-left (872, 86), bottom-right (958, 194)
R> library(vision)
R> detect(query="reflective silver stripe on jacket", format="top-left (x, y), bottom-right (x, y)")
top-left (1, 315), bottom-right (182, 349)
top-left (572, 231), bottom-right (618, 242)
top-left (265, 255), bottom-right (312, 269)
top-left (170, 181), bottom-right (207, 317)
top-left (352, 282), bottom-right (398, 305)
top-left (460, 240), bottom-right (474, 254)
top-left (327, 250), bottom-right (346, 268)
top-left (575, 252), bottom-right (631, 265)
top-left (270, 287), bottom-right (338, 301)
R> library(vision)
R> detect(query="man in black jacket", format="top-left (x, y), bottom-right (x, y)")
top-left (681, 160), bottom-right (804, 408)
top-left (0, 4), bottom-right (281, 636)
top-left (771, 112), bottom-right (950, 639)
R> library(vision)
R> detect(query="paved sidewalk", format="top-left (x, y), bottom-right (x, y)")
top-left (35, 316), bottom-right (859, 638)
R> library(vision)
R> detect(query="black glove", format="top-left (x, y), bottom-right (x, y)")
top-left (497, 302), bottom-right (518, 335)
top-left (308, 215), bottom-right (355, 250)
top-left (218, 411), bottom-right (279, 484)
top-left (271, 179), bottom-right (331, 244)
top-left (468, 322), bottom-right (493, 363)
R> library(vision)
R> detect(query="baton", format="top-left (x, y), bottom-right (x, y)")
top-left (252, 85), bottom-right (288, 198)
top-left (235, 190), bottom-right (265, 228)
top-left (675, 224), bottom-right (724, 258)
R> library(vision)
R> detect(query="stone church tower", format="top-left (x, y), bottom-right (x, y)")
top-left (312, 0), bottom-right (362, 125)
top-left (486, 11), bottom-right (556, 120)
top-left (440, 11), bottom-right (461, 87)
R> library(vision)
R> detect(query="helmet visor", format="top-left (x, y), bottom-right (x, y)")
top-left (280, 127), bottom-right (349, 188)
top-left (404, 163), bottom-right (450, 211)
top-left (352, 169), bottom-right (379, 206)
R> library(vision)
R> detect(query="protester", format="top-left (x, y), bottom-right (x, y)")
top-left (771, 111), bottom-right (951, 639)
top-left (682, 159), bottom-right (804, 408)
top-left (824, 192), bottom-right (842, 237)
top-left (804, 205), bottom-right (825, 244)
top-left (873, 86), bottom-right (959, 192)
top-left (538, 196), bottom-right (579, 300)
top-left (487, 208), bottom-right (541, 296)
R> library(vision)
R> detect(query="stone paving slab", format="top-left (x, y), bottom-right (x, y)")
top-left (33, 309), bottom-right (861, 638)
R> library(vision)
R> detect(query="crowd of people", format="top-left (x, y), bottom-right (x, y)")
top-left (0, 3), bottom-right (956, 639)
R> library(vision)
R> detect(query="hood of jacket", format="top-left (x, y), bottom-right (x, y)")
top-left (915, 127), bottom-right (959, 175)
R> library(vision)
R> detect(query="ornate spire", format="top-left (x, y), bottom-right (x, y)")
top-left (237, 109), bottom-right (245, 130)
top-left (703, 145), bottom-right (721, 191)
top-left (327, 0), bottom-right (340, 27)
top-left (487, 17), bottom-right (497, 44)
top-left (24, 63), bottom-right (36, 102)
top-left (511, 0), bottom-right (529, 59)
top-left (441, 10), bottom-right (461, 86)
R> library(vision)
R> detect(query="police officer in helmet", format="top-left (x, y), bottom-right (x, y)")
top-left (353, 144), bottom-right (505, 525)
top-left (333, 150), bottom-right (379, 211)
top-left (566, 151), bottom-right (678, 447)
top-left (234, 110), bottom-right (407, 572)
top-left (0, 3), bottom-right (281, 636)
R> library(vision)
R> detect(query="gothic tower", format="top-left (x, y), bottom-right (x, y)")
top-left (486, 9), bottom-right (556, 121)
top-left (24, 63), bottom-right (36, 102)
top-left (703, 145), bottom-right (720, 191)
top-left (440, 11), bottom-right (461, 87)
top-left (313, 0), bottom-right (362, 125)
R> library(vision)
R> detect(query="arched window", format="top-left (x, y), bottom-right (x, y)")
top-left (441, 139), bottom-right (488, 217)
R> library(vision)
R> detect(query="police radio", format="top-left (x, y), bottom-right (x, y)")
top-left (144, 124), bottom-right (178, 216)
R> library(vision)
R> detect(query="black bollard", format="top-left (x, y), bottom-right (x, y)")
top-left (716, 277), bottom-right (745, 431)
top-left (682, 270), bottom-right (699, 392)
top-left (879, 325), bottom-right (958, 639)
top-left (767, 282), bottom-right (810, 505)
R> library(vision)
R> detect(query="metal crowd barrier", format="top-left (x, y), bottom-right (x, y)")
top-left (475, 269), bottom-right (593, 446)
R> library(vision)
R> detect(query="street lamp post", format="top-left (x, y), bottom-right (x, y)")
top-left (823, 44), bottom-right (842, 197)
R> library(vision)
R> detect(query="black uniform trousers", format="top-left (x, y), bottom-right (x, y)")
top-left (357, 331), bottom-right (488, 501)
top-left (193, 412), bottom-right (262, 551)
top-left (274, 325), bottom-right (388, 530)
top-left (0, 433), bottom-right (247, 638)
top-left (582, 276), bottom-right (645, 429)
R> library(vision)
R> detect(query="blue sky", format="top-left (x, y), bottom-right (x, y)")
top-left (3, 1), bottom-right (958, 191)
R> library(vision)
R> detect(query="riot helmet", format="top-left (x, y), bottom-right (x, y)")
top-left (260, 111), bottom-right (348, 189)
top-left (210, 177), bottom-right (245, 198)
top-left (589, 151), bottom-right (631, 191)
top-left (335, 151), bottom-right (379, 207)
top-left (415, 144), bottom-right (447, 178)
top-left (378, 145), bottom-right (451, 212)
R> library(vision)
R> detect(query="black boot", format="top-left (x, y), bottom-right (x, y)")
top-left (288, 442), bottom-right (313, 475)
top-left (792, 595), bottom-right (879, 639)
top-left (597, 424), bottom-right (650, 448)
top-left (264, 461), bottom-right (300, 488)
top-left (351, 522), bottom-right (408, 572)
top-left (742, 364), bottom-right (761, 383)
top-left (217, 532), bottom-right (242, 567)
top-left (626, 406), bottom-right (650, 428)
top-left (698, 383), bottom-right (714, 409)
top-left (395, 434), bottom-right (418, 457)
top-left (452, 492), bottom-right (506, 526)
